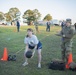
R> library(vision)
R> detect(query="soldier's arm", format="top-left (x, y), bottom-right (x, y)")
top-left (55, 31), bottom-right (63, 36)
top-left (63, 28), bottom-right (75, 39)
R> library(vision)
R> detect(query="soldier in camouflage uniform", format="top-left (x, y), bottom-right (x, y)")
top-left (56, 19), bottom-right (75, 62)
top-left (34, 20), bottom-right (39, 34)
top-left (74, 23), bottom-right (76, 30)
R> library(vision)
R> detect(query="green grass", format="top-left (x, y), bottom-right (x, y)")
top-left (0, 25), bottom-right (76, 75)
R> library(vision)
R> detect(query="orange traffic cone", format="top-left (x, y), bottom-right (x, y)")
top-left (66, 53), bottom-right (73, 69)
top-left (1, 48), bottom-right (8, 61)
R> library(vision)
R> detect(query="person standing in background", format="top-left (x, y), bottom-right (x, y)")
top-left (46, 21), bottom-right (51, 32)
top-left (61, 20), bottom-right (65, 29)
top-left (16, 19), bottom-right (20, 32)
top-left (34, 20), bottom-right (39, 33)
top-left (74, 23), bottom-right (76, 30)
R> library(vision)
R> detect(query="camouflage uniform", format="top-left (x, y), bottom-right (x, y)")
top-left (34, 21), bottom-right (39, 32)
top-left (57, 19), bottom-right (75, 61)
top-left (56, 19), bottom-right (75, 62)
top-left (74, 23), bottom-right (76, 30)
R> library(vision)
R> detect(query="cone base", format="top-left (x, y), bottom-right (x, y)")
top-left (1, 58), bottom-right (8, 61)
top-left (66, 64), bottom-right (70, 69)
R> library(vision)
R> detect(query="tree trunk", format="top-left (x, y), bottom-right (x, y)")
top-left (28, 21), bottom-right (33, 25)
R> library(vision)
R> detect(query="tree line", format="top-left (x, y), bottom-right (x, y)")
top-left (0, 7), bottom-right (52, 25)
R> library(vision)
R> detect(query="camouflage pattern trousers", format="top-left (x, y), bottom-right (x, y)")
top-left (61, 40), bottom-right (73, 61)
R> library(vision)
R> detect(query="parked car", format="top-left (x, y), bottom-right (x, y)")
top-left (0, 21), bottom-right (7, 25)
top-left (51, 19), bottom-right (60, 26)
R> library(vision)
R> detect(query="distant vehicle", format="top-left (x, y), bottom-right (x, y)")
top-left (38, 21), bottom-right (49, 26)
top-left (0, 21), bottom-right (7, 25)
top-left (51, 19), bottom-right (60, 26)
top-left (34, 20), bottom-right (60, 26)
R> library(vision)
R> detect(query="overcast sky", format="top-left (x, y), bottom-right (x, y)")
top-left (0, 0), bottom-right (76, 24)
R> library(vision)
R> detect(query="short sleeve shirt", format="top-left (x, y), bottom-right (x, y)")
top-left (24, 35), bottom-right (39, 46)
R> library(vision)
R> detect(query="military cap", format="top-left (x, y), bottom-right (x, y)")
top-left (66, 18), bottom-right (72, 24)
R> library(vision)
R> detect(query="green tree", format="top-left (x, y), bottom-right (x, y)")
top-left (9, 7), bottom-right (21, 20)
top-left (43, 14), bottom-right (52, 21)
top-left (33, 9), bottom-right (41, 21)
top-left (0, 12), bottom-right (5, 21)
top-left (4, 13), bottom-right (12, 22)
top-left (23, 9), bottom-right (41, 25)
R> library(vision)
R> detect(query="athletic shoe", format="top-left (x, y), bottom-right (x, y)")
top-left (22, 62), bottom-right (28, 66)
top-left (38, 63), bottom-right (41, 68)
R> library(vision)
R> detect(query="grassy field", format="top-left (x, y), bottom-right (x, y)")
top-left (0, 25), bottom-right (76, 75)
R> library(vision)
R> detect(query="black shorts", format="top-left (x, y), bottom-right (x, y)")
top-left (28, 41), bottom-right (42, 50)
